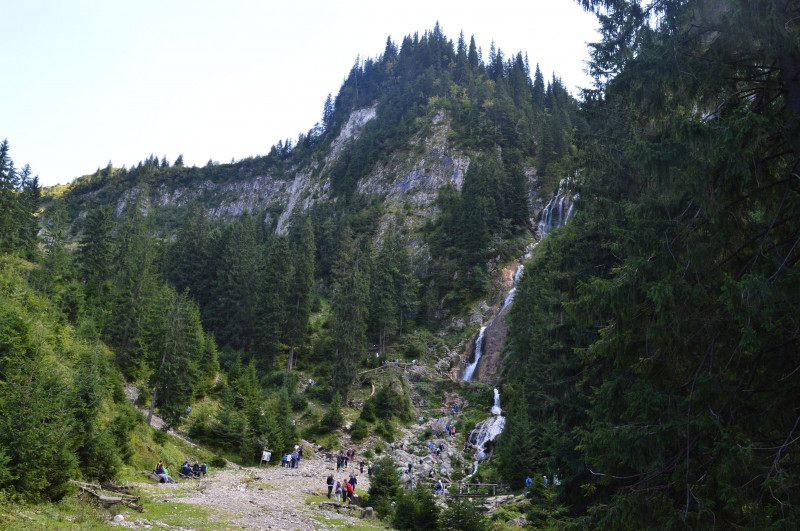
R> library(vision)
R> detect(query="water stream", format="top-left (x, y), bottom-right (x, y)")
top-left (461, 326), bottom-right (486, 382)
top-left (464, 388), bottom-right (506, 480)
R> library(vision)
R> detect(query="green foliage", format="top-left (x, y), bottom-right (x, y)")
top-left (0, 257), bottom-right (132, 500)
top-left (497, 1), bottom-right (800, 526)
top-left (319, 394), bottom-right (344, 433)
top-left (392, 486), bottom-right (440, 531)
top-left (366, 457), bottom-right (401, 518)
top-left (349, 418), bottom-right (370, 442)
top-left (438, 497), bottom-right (489, 531)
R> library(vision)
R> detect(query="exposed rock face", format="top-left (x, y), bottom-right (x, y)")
top-left (473, 262), bottom-right (520, 384)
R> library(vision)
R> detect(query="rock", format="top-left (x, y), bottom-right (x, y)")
top-left (112, 514), bottom-right (124, 523)
top-left (350, 494), bottom-right (364, 507)
top-left (508, 516), bottom-right (528, 527)
top-left (361, 507), bottom-right (375, 519)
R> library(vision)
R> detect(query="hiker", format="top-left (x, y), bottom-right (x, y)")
top-left (192, 461), bottom-right (201, 477)
top-left (349, 473), bottom-right (357, 491)
top-left (408, 462), bottom-right (413, 473)
top-left (359, 460), bottom-right (365, 473)
top-left (435, 479), bottom-right (443, 495)
top-left (390, 441), bottom-right (395, 452)
top-left (419, 416), bottom-right (424, 425)
top-left (344, 479), bottom-right (354, 503)
top-left (181, 461), bottom-right (193, 478)
top-left (525, 476), bottom-right (532, 487)
top-left (298, 446), bottom-right (304, 460)
top-left (334, 479), bottom-right (342, 502)
top-left (282, 454), bottom-right (288, 468)
top-left (155, 461), bottom-right (176, 484)
top-left (326, 474), bottom-right (334, 499)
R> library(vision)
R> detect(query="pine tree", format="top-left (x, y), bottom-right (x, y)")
top-left (79, 206), bottom-right (114, 302)
top-left (329, 227), bottom-right (368, 397)
top-left (286, 213), bottom-right (314, 371)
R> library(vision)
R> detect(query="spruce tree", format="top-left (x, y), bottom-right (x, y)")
top-left (286, 213), bottom-right (314, 371)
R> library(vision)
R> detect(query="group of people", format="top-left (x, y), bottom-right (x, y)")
top-left (180, 460), bottom-right (207, 478)
top-left (326, 472), bottom-right (357, 503)
top-left (154, 459), bottom-right (207, 484)
top-left (334, 449), bottom-right (356, 471)
top-left (282, 447), bottom-right (303, 468)
top-left (380, 359), bottom-right (416, 370)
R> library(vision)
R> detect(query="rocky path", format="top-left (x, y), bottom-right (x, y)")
top-left (123, 456), bottom-right (376, 531)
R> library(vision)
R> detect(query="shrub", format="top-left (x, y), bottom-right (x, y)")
top-left (350, 418), bottom-right (369, 442)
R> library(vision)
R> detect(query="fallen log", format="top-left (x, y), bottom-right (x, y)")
top-left (71, 481), bottom-right (144, 512)
top-left (101, 481), bottom-right (134, 494)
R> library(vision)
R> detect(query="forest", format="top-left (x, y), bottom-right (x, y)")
top-left (2, 0), bottom-right (799, 529)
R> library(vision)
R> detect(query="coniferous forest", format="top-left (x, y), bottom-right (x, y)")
top-left (1, 1), bottom-right (799, 528)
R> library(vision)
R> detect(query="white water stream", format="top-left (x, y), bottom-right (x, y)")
top-left (461, 326), bottom-right (486, 382)
top-left (464, 388), bottom-right (506, 480)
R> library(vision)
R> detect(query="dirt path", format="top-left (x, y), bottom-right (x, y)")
top-left (128, 456), bottom-right (376, 530)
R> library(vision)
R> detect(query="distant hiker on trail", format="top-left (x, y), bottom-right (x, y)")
top-left (390, 442), bottom-right (395, 451)
top-left (435, 479), bottom-right (443, 495)
top-left (407, 462), bottom-right (412, 473)
top-left (326, 474), bottom-right (334, 499)
top-left (419, 416), bottom-right (424, 425)
top-left (344, 479), bottom-right (354, 503)
top-left (334, 480), bottom-right (342, 502)
top-left (359, 460), bottom-right (365, 473)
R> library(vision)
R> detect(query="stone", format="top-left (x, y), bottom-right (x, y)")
top-left (361, 507), bottom-right (375, 519)
top-left (508, 516), bottom-right (528, 527)
top-left (112, 514), bottom-right (124, 523)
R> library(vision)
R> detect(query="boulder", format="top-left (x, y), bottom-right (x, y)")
top-left (361, 507), bottom-right (375, 519)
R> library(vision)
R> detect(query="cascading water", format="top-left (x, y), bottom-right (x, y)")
top-left (464, 389), bottom-right (506, 481)
top-left (537, 178), bottom-right (578, 238)
top-left (499, 264), bottom-right (525, 312)
top-left (461, 326), bottom-right (486, 382)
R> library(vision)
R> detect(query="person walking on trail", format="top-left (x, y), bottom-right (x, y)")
top-left (344, 479), bottom-right (354, 504)
top-left (407, 462), bottom-right (412, 474)
top-left (327, 474), bottom-right (334, 499)
top-left (359, 460), bottom-right (365, 474)
top-left (435, 479), bottom-right (444, 496)
top-left (334, 480), bottom-right (342, 502)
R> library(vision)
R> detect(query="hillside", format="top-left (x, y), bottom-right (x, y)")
top-left (3, 2), bottom-right (800, 528)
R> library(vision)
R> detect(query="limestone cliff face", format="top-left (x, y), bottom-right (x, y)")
top-left (97, 105), bottom-right (483, 242)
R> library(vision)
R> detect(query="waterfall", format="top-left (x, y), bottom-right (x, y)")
top-left (499, 264), bottom-right (525, 312)
top-left (461, 326), bottom-right (486, 382)
top-left (537, 178), bottom-right (578, 238)
top-left (467, 388), bottom-right (506, 460)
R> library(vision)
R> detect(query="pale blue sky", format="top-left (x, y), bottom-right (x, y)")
top-left (1, 0), bottom-right (599, 187)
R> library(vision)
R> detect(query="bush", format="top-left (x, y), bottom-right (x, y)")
top-left (375, 419), bottom-right (395, 442)
top-left (367, 457), bottom-right (401, 518)
top-left (359, 399), bottom-right (376, 422)
top-left (209, 456), bottom-right (227, 468)
top-left (318, 395), bottom-right (343, 433)
top-left (290, 393), bottom-right (307, 412)
top-left (152, 428), bottom-right (169, 446)
top-left (392, 487), bottom-right (440, 530)
top-left (350, 418), bottom-right (369, 442)
top-left (439, 498), bottom-right (489, 531)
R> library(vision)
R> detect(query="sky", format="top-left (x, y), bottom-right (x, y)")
top-left (1, 0), bottom-right (600, 187)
